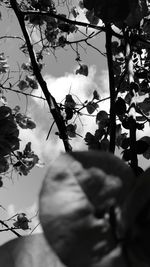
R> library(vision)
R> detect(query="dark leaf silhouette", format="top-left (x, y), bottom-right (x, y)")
top-left (85, 10), bottom-right (99, 25)
top-left (86, 101), bottom-right (98, 114)
top-left (93, 90), bottom-right (100, 100)
top-left (122, 149), bottom-right (131, 161)
top-left (39, 151), bottom-right (135, 267)
top-left (67, 124), bottom-right (77, 138)
top-left (136, 140), bottom-right (149, 154)
top-left (121, 137), bottom-right (130, 150)
top-left (115, 97), bottom-right (127, 116)
top-left (96, 111), bottom-right (108, 127)
top-left (76, 65), bottom-right (88, 76)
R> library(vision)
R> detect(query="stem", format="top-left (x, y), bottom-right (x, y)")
top-left (0, 220), bottom-right (21, 238)
top-left (105, 24), bottom-right (116, 153)
top-left (10, 0), bottom-right (71, 152)
top-left (129, 116), bottom-right (138, 171)
top-left (126, 42), bottom-right (138, 174)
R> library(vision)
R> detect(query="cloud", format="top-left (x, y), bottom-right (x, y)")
top-left (19, 67), bottom-right (110, 163)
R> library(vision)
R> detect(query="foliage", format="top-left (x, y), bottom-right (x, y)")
top-left (0, 0), bottom-right (149, 264)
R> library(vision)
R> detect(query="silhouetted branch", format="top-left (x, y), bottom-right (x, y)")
top-left (105, 24), bottom-right (116, 153)
top-left (10, 0), bottom-right (71, 152)
top-left (22, 10), bottom-right (123, 39)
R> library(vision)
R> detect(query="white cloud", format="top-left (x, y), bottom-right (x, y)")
top-left (7, 204), bottom-right (16, 218)
top-left (19, 67), bottom-right (110, 163)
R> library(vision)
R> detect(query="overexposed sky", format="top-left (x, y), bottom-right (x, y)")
top-left (0, 2), bottom-right (150, 246)
top-left (0, 4), bottom-right (109, 245)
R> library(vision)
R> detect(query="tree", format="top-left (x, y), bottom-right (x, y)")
top-left (0, 0), bottom-right (150, 265)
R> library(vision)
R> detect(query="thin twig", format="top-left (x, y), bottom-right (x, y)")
top-left (1, 85), bottom-right (46, 101)
top-left (0, 220), bottom-right (21, 237)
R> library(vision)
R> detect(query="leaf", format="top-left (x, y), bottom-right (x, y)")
top-left (116, 133), bottom-right (128, 148)
top-left (136, 140), bottom-right (149, 154)
top-left (65, 94), bottom-right (76, 109)
top-left (40, 0), bottom-right (53, 7)
top-left (6, 135), bottom-right (20, 151)
top-left (17, 80), bottom-right (29, 91)
top-left (0, 106), bottom-right (12, 120)
top-left (87, 0), bottom-right (131, 23)
top-left (115, 98), bottom-right (127, 116)
top-left (125, 0), bottom-right (149, 26)
top-left (0, 178), bottom-right (3, 188)
top-left (58, 36), bottom-right (66, 47)
top-left (86, 101), bottom-right (98, 114)
top-left (84, 132), bottom-right (95, 144)
top-left (0, 96), bottom-right (7, 105)
top-left (138, 97), bottom-right (150, 114)
top-left (16, 113), bottom-right (36, 129)
top-left (113, 60), bottom-right (121, 76)
top-left (28, 14), bottom-right (44, 25)
top-left (26, 75), bottom-right (38, 89)
top-left (67, 124), bottom-right (77, 138)
top-left (96, 110), bottom-right (108, 127)
top-left (16, 151), bottom-right (39, 175)
top-left (0, 139), bottom-right (11, 156)
top-left (76, 64), bottom-right (88, 76)
top-left (143, 147), bottom-right (150, 160)
top-left (84, 132), bottom-right (100, 150)
top-left (122, 149), bottom-right (131, 161)
top-left (0, 156), bottom-right (9, 173)
top-left (23, 142), bottom-right (32, 157)
top-left (130, 82), bottom-right (139, 92)
top-left (111, 41), bottom-right (120, 55)
top-left (93, 90), bottom-right (100, 100)
top-left (121, 138), bottom-right (130, 149)
top-left (101, 137), bottom-right (109, 151)
top-left (136, 115), bottom-right (146, 122)
top-left (79, 0), bottom-right (84, 9)
top-left (121, 168), bottom-right (150, 265)
top-left (136, 122), bottom-right (145, 130)
top-left (39, 151), bottom-right (135, 267)
top-left (83, 0), bottom-right (93, 9)
top-left (140, 136), bottom-right (150, 159)
top-left (95, 128), bottom-right (106, 140)
top-left (71, 7), bottom-right (79, 18)
top-left (122, 117), bottom-right (130, 130)
top-left (0, 119), bottom-right (18, 136)
top-left (14, 213), bottom-right (30, 230)
top-left (115, 124), bottom-right (122, 139)
top-left (143, 19), bottom-right (150, 39)
top-left (65, 107), bottom-right (74, 121)
top-left (26, 119), bottom-right (36, 129)
top-left (85, 10), bottom-right (99, 25)
top-left (21, 62), bottom-right (32, 72)
top-left (0, 59), bottom-right (9, 73)
top-left (58, 23), bottom-right (71, 33)
top-left (0, 53), bottom-right (5, 61)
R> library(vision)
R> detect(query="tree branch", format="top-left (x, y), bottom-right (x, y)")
top-left (105, 24), bottom-right (116, 153)
top-left (126, 42), bottom-right (138, 174)
top-left (10, 0), bottom-right (71, 152)
top-left (0, 220), bottom-right (21, 238)
top-left (22, 10), bottom-right (123, 39)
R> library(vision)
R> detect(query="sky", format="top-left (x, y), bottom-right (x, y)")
top-left (0, 2), bottom-right (150, 245)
